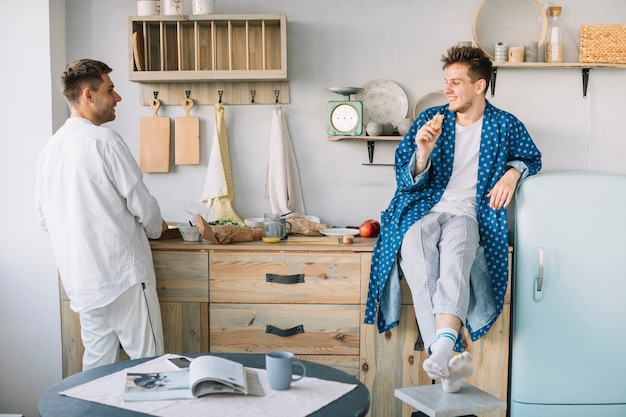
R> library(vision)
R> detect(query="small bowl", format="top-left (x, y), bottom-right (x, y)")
top-left (178, 224), bottom-right (201, 242)
top-left (244, 217), bottom-right (264, 228)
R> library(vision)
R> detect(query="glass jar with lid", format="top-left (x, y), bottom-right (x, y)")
top-left (545, 6), bottom-right (564, 63)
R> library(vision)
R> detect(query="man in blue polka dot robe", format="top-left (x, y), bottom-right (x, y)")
top-left (364, 46), bottom-right (542, 392)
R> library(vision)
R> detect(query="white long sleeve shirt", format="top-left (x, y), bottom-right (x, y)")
top-left (36, 118), bottom-right (163, 312)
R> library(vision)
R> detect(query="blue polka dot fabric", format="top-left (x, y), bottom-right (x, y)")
top-left (364, 101), bottom-right (542, 344)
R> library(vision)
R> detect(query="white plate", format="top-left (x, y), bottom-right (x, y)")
top-left (320, 228), bottom-right (360, 237)
top-left (354, 79), bottom-right (408, 127)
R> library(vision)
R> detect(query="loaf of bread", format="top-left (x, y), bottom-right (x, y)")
top-left (194, 214), bottom-right (262, 243)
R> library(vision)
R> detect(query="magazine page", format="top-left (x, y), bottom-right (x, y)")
top-left (124, 370), bottom-right (194, 401)
top-left (243, 369), bottom-right (265, 396)
top-left (192, 368), bottom-right (264, 397)
top-left (190, 356), bottom-right (246, 395)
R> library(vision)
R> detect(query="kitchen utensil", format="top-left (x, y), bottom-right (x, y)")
top-left (178, 224), bottom-right (201, 241)
top-left (353, 79), bottom-right (408, 127)
top-left (265, 351), bottom-right (306, 391)
top-left (326, 88), bottom-right (363, 136)
top-left (320, 228), bottom-right (360, 237)
top-left (244, 218), bottom-right (264, 228)
top-left (132, 31), bottom-right (145, 71)
top-left (139, 97), bottom-right (170, 172)
top-left (175, 97), bottom-right (200, 165)
top-left (325, 87), bottom-right (364, 97)
top-left (413, 90), bottom-right (447, 120)
top-left (262, 213), bottom-right (286, 243)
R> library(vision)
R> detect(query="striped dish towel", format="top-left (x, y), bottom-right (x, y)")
top-left (202, 102), bottom-right (243, 223)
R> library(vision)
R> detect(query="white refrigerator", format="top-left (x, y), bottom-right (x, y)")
top-left (511, 172), bottom-right (626, 416)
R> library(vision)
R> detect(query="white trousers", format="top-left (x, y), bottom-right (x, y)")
top-left (79, 282), bottom-right (164, 370)
top-left (399, 212), bottom-right (479, 351)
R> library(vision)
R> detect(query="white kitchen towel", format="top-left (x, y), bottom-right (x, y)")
top-left (264, 104), bottom-right (305, 216)
top-left (203, 121), bottom-right (227, 198)
top-left (202, 103), bottom-right (243, 223)
top-left (60, 354), bottom-right (357, 417)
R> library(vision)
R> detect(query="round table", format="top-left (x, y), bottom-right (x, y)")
top-left (39, 353), bottom-right (370, 417)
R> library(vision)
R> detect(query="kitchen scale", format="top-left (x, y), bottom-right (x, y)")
top-left (326, 87), bottom-right (363, 136)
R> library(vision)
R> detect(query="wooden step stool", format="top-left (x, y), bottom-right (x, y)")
top-left (395, 382), bottom-right (506, 417)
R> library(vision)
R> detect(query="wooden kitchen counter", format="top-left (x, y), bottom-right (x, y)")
top-left (60, 237), bottom-right (511, 417)
top-left (148, 235), bottom-right (376, 252)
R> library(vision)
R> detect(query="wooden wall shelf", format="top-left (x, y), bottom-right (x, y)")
top-left (490, 62), bottom-right (626, 98)
top-left (327, 135), bottom-right (401, 166)
top-left (129, 14), bottom-right (289, 105)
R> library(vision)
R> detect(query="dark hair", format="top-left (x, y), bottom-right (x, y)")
top-left (441, 46), bottom-right (492, 91)
top-left (59, 59), bottom-right (112, 104)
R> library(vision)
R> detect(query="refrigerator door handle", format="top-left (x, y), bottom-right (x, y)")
top-left (534, 247), bottom-right (544, 300)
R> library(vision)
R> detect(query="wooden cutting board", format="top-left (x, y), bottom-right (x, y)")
top-left (175, 98), bottom-right (200, 165)
top-left (140, 98), bottom-right (170, 173)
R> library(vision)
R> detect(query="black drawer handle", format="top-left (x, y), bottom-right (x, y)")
top-left (266, 273), bottom-right (305, 284)
top-left (266, 324), bottom-right (305, 337)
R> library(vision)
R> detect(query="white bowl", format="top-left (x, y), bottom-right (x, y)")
top-left (244, 217), bottom-right (264, 228)
top-left (178, 224), bottom-right (201, 242)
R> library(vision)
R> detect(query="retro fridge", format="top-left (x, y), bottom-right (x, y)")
top-left (511, 173), bottom-right (626, 416)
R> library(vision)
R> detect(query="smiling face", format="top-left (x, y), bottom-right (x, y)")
top-left (443, 63), bottom-right (487, 115)
top-left (90, 73), bottom-right (122, 125)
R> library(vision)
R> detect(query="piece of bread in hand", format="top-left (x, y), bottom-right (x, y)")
top-left (430, 113), bottom-right (444, 129)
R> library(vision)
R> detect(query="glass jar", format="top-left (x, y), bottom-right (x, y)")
top-left (545, 6), bottom-right (564, 63)
top-left (262, 213), bottom-right (285, 243)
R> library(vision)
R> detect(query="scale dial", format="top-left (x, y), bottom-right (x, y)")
top-left (327, 101), bottom-right (363, 136)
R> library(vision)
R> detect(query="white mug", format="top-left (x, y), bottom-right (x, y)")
top-left (265, 351), bottom-right (306, 390)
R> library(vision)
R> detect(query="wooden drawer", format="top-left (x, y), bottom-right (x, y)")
top-left (160, 301), bottom-right (209, 354)
top-left (153, 250), bottom-right (208, 302)
top-left (209, 252), bottom-right (361, 304)
top-left (210, 303), bottom-right (360, 355)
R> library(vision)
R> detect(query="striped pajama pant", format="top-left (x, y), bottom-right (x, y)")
top-left (399, 212), bottom-right (479, 351)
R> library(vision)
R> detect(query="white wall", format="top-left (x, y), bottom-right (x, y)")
top-left (0, 1), bottom-right (63, 416)
top-left (2, 0), bottom-right (625, 415)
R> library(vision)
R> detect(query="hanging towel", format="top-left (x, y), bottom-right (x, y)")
top-left (264, 104), bottom-right (305, 216)
top-left (202, 103), bottom-right (243, 223)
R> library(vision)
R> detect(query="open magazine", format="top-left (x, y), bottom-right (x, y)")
top-left (124, 356), bottom-right (265, 401)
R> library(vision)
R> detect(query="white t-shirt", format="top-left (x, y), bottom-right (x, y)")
top-left (430, 117), bottom-right (483, 218)
top-left (36, 117), bottom-right (164, 312)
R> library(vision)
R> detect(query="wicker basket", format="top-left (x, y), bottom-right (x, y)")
top-left (580, 24), bottom-right (626, 64)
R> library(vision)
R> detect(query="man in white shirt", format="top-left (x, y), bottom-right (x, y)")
top-left (36, 59), bottom-right (168, 370)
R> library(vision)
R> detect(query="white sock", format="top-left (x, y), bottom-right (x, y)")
top-left (423, 328), bottom-right (458, 379)
top-left (442, 351), bottom-right (474, 393)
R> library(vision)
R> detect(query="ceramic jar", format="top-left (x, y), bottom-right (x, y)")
top-left (193, 0), bottom-right (215, 14)
top-left (137, 0), bottom-right (160, 15)
top-left (163, 0), bottom-right (183, 15)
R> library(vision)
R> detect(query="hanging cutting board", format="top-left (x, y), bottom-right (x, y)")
top-left (140, 98), bottom-right (170, 173)
top-left (175, 98), bottom-right (200, 165)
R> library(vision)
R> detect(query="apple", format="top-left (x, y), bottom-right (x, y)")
top-left (359, 219), bottom-right (380, 238)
